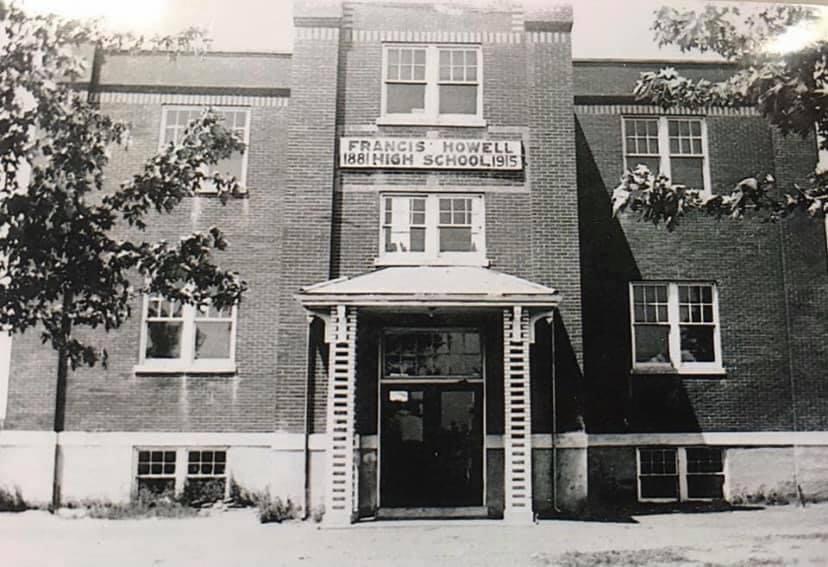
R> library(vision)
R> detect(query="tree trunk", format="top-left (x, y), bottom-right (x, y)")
top-left (51, 293), bottom-right (72, 511)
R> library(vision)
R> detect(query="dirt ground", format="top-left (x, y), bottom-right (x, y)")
top-left (1, 503), bottom-right (827, 566)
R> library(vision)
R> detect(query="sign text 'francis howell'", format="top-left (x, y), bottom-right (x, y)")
top-left (339, 137), bottom-right (523, 170)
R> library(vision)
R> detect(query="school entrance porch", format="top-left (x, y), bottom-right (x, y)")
top-left (297, 266), bottom-right (566, 525)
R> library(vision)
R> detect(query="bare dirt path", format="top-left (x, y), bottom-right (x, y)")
top-left (1, 503), bottom-right (827, 566)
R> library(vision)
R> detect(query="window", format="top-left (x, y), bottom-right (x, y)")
top-left (630, 282), bottom-right (722, 374)
top-left (379, 193), bottom-right (485, 266)
top-left (136, 450), bottom-right (176, 496)
top-left (638, 447), bottom-right (725, 502)
top-left (161, 106), bottom-right (251, 192)
top-left (381, 45), bottom-right (483, 126)
top-left (185, 450), bottom-right (228, 503)
top-left (135, 448), bottom-right (229, 501)
top-left (138, 296), bottom-right (237, 373)
top-left (623, 117), bottom-right (710, 194)
top-left (384, 330), bottom-right (482, 379)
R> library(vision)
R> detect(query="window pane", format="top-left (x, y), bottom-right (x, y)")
top-left (146, 322), bottom-right (183, 359)
top-left (195, 321), bottom-right (232, 359)
top-left (686, 448), bottom-right (723, 473)
top-left (687, 474), bottom-right (724, 499)
top-left (440, 227), bottom-right (473, 252)
top-left (410, 227), bottom-right (426, 252)
top-left (439, 84), bottom-right (477, 115)
top-left (627, 157), bottom-right (660, 175)
top-left (680, 325), bottom-right (715, 362)
top-left (387, 84), bottom-right (426, 114)
top-left (641, 476), bottom-right (679, 499)
top-left (634, 325), bottom-right (671, 363)
top-left (216, 153), bottom-right (244, 180)
top-left (670, 157), bottom-right (704, 189)
top-left (138, 478), bottom-right (175, 496)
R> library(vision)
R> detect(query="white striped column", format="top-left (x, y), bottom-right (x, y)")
top-left (503, 306), bottom-right (533, 524)
top-left (323, 305), bottom-right (358, 526)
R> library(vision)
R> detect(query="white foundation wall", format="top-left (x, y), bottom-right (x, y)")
top-left (726, 447), bottom-right (797, 499)
top-left (0, 432), bottom-right (55, 505)
top-left (0, 431), bottom-right (329, 507)
top-left (61, 444), bottom-right (134, 503)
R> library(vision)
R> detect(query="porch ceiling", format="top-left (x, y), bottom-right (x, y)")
top-left (296, 266), bottom-right (561, 308)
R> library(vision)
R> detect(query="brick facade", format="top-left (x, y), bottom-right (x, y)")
top-left (0, 1), bottom-right (826, 517)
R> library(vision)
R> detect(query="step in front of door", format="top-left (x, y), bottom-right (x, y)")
top-left (375, 506), bottom-right (489, 520)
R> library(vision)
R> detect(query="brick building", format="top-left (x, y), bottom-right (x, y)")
top-left (0, 1), bottom-right (826, 524)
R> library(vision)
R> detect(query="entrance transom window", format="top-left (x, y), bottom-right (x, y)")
top-left (379, 193), bottom-right (486, 266)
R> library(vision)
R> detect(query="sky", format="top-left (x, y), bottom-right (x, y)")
top-left (19, 0), bottom-right (828, 59)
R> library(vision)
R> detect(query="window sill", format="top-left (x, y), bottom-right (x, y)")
top-left (374, 256), bottom-right (490, 267)
top-left (133, 363), bottom-right (237, 375)
top-left (376, 115), bottom-right (487, 128)
top-left (631, 365), bottom-right (726, 377)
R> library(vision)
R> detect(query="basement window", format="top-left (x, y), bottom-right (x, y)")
top-left (135, 448), bottom-right (229, 501)
top-left (637, 447), bottom-right (725, 502)
top-left (136, 450), bottom-right (176, 496)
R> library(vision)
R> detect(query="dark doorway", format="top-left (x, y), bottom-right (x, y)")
top-left (378, 329), bottom-right (485, 509)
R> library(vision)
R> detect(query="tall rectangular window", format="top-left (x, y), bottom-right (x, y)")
top-left (138, 295), bottom-right (237, 373)
top-left (161, 106), bottom-right (251, 192)
top-left (623, 116), bottom-right (710, 194)
top-left (630, 282), bottom-right (722, 374)
top-left (382, 44), bottom-right (483, 125)
top-left (379, 193), bottom-right (485, 265)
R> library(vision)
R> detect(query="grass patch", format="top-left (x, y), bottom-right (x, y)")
top-left (0, 485), bottom-right (28, 512)
top-left (550, 548), bottom-right (692, 566)
top-left (67, 488), bottom-right (199, 520)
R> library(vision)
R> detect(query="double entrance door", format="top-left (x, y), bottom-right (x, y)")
top-left (379, 329), bottom-right (484, 509)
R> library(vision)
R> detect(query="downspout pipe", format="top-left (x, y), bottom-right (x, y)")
top-left (550, 312), bottom-right (559, 513)
top-left (302, 315), bottom-right (315, 520)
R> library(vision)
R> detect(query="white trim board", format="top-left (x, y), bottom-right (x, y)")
top-left (0, 431), bottom-right (327, 451)
top-left (589, 432), bottom-right (828, 447)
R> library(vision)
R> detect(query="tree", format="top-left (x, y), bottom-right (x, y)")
top-left (0, 1), bottom-right (248, 507)
top-left (611, 4), bottom-right (827, 229)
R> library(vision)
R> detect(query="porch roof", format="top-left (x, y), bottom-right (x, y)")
top-left (296, 266), bottom-right (561, 308)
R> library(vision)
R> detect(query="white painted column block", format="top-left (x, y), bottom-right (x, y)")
top-left (503, 307), bottom-right (533, 524)
top-left (323, 305), bottom-right (358, 526)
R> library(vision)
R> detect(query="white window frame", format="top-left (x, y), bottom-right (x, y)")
top-left (637, 447), bottom-right (726, 503)
top-left (379, 44), bottom-right (485, 127)
top-left (135, 295), bottom-right (238, 374)
top-left (629, 282), bottom-right (724, 375)
top-left (159, 105), bottom-right (251, 193)
top-left (134, 447), bottom-right (229, 498)
top-left (622, 116), bottom-right (712, 196)
top-left (376, 193), bottom-right (487, 267)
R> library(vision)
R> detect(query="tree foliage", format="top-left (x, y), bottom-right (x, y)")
top-left (612, 4), bottom-right (828, 229)
top-left (0, 1), bottom-right (247, 370)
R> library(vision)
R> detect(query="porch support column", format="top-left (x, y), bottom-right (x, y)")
top-left (323, 305), bottom-right (358, 526)
top-left (503, 306), bottom-right (533, 524)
